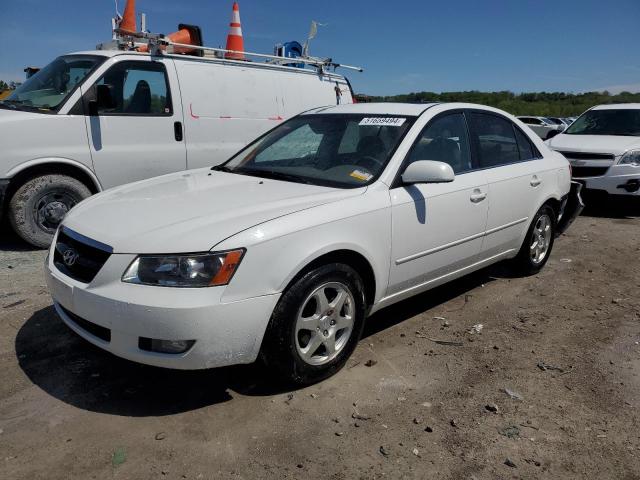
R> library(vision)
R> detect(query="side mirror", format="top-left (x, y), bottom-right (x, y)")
top-left (89, 84), bottom-right (116, 115)
top-left (401, 160), bottom-right (455, 184)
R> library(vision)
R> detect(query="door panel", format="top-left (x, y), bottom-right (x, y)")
top-left (83, 59), bottom-right (186, 189)
top-left (388, 171), bottom-right (489, 297)
top-left (468, 112), bottom-right (547, 257)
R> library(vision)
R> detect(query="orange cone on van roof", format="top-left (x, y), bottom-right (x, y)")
top-left (225, 2), bottom-right (245, 60)
top-left (119, 0), bottom-right (137, 33)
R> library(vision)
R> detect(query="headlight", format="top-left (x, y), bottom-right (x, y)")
top-left (619, 150), bottom-right (640, 166)
top-left (122, 249), bottom-right (245, 287)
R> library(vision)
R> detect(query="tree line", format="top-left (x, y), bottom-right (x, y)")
top-left (358, 90), bottom-right (640, 116)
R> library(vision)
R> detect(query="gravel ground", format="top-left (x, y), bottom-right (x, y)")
top-left (1, 202), bottom-right (639, 480)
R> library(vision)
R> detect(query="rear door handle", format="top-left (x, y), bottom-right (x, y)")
top-left (174, 121), bottom-right (183, 142)
top-left (530, 175), bottom-right (541, 187)
top-left (470, 190), bottom-right (487, 203)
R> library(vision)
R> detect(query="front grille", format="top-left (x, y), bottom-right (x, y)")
top-left (558, 151), bottom-right (614, 161)
top-left (571, 166), bottom-right (610, 178)
top-left (59, 305), bottom-right (111, 342)
top-left (53, 228), bottom-right (112, 283)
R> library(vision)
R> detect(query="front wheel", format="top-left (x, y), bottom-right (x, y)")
top-left (260, 263), bottom-right (367, 386)
top-left (512, 204), bottom-right (556, 275)
top-left (8, 174), bottom-right (92, 248)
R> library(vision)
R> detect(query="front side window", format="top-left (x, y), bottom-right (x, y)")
top-left (222, 114), bottom-right (415, 188)
top-left (470, 113), bottom-right (520, 168)
top-left (94, 62), bottom-right (171, 115)
top-left (405, 113), bottom-right (472, 173)
top-left (565, 109), bottom-right (640, 136)
top-left (2, 55), bottom-right (103, 112)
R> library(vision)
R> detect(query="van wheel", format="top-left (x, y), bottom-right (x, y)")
top-left (260, 263), bottom-right (367, 386)
top-left (8, 174), bottom-right (91, 249)
top-left (512, 205), bottom-right (556, 275)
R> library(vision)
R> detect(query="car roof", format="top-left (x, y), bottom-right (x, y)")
top-left (304, 103), bottom-right (438, 116)
top-left (592, 103), bottom-right (640, 111)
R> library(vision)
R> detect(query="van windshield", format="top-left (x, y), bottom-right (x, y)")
top-left (565, 109), bottom-right (640, 136)
top-left (1, 55), bottom-right (104, 112)
top-left (219, 114), bottom-right (415, 188)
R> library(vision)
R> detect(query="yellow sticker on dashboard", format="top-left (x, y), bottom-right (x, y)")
top-left (350, 169), bottom-right (373, 181)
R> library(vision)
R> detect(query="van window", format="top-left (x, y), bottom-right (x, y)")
top-left (406, 113), bottom-right (472, 174)
top-left (470, 113), bottom-right (520, 168)
top-left (3, 55), bottom-right (103, 112)
top-left (94, 62), bottom-right (171, 116)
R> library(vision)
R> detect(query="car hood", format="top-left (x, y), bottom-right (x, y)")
top-left (548, 134), bottom-right (640, 155)
top-left (63, 168), bottom-right (365, 253)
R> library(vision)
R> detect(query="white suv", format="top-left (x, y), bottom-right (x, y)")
top-left (45, 103), bottom-right (581, 385)
top-left (547, 104), bottom-right (640, 197)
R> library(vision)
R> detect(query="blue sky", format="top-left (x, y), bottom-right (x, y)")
top-left (1, 0), bottom-right (639, 95)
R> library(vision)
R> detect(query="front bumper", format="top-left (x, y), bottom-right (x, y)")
top-left (574, 164), bottom-right (640, 196)
top-left (45, 253), bottom-right (280, 370)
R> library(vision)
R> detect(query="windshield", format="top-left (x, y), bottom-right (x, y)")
top-left (220, 114), bottom-right (415, 188)
top-left (2, 55), bottom-right (103, 112)
top-left (565, 109), bottom-right (640, 136)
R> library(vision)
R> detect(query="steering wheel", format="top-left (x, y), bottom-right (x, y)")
top-left (355, 155), bottom-right (384, 171)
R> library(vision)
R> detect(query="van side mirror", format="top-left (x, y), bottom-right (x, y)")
top-left (401, 160), bottom-right (455, 184)
top-left (89, 84), bottom-right (116, 115)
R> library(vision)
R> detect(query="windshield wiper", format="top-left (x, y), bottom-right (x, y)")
top-left (235, 168), bottom-right (314, 184)
top-left (211, 165), bottom-right (233, 172)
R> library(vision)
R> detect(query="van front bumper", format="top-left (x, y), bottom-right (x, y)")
top-left (45, 254), bottom-right (280, 370)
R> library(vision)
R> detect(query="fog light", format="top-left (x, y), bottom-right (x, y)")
top-left (139, 337), bottom-right (195, 354)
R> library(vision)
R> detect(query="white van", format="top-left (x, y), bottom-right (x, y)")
top-left (0, 50), bottom-right (354, 247)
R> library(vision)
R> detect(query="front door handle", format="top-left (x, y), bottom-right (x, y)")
top-left (174, 121), bottom-right (183, 142)
top-left (470, 190), bottom-right (487, 203)
top-left (530, 175), bottom-right (541, 187)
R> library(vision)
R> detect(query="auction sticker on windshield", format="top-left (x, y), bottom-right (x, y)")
top-left (359, 117), bottom-right (406, 127)
top-left (349, 169), bottom-right (373, 181)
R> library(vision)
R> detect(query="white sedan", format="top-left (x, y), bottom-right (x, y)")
top-left (45, 103), bottom-right (581, 385)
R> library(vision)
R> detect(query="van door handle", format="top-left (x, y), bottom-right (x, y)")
top-left (174, 121), bottom-right (183, 142)
top-left (470, 190), bottom-right (487, 203)
top-left (530, 176), bottom-right (541, 187)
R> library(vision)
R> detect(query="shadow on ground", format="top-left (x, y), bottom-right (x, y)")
top-left (15, 265), bottom-right (499, 417)
top-left (580, 193), bottom-right (640, 219)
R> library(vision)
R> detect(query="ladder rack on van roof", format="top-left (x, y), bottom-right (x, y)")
top-left (102, 29), bottom-right (364, 73)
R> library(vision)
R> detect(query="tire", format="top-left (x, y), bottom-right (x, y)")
top-left (8, 174), bottom-right (92, 249)
top-left (512, 204), bottom-right (556, 275)
top-left (260, 263), bottom-right (367, 386)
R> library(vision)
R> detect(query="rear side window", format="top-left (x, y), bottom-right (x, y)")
top-left (93, 61), bottom-right (172, 116)
top-left (514, 127), bottom-right (539, 160)
top-left (406, 113), bottom-right (472, 173)
top-left (470, 113), bottom-right (520, 168)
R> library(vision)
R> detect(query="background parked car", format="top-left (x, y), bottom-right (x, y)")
top-left (547, 103), bottom-right (640, 198)
top-left (517, 116), bottom-right (565, 140)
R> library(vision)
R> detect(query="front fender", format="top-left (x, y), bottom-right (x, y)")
top-left (5, 157), bottom-right (102, 191)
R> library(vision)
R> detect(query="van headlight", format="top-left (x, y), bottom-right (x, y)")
top-left (122, 250), bottom-right (245, 287)
top-left (619, 150), bottom-right (640, 166)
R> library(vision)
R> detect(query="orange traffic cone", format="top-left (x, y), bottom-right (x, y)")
top-left (119, 0), bottom-right (137, 33)
top-left (225, 2), bottom-right (245, 60)
top-left (138, 25), bottom-right (203, 55)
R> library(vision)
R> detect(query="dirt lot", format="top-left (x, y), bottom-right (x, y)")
top-left (1, 203), bottom-right (639, 480)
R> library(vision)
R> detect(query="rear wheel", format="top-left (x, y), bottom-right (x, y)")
top-left (512, 204), bottom-right (556, 275)
top-left (8, 174), bottom-right (91, 248)
top-left (260, 263), bottom-right (367, 386)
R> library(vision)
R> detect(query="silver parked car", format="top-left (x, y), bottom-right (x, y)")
top-left (517, 116), bottom-right (564, 140)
